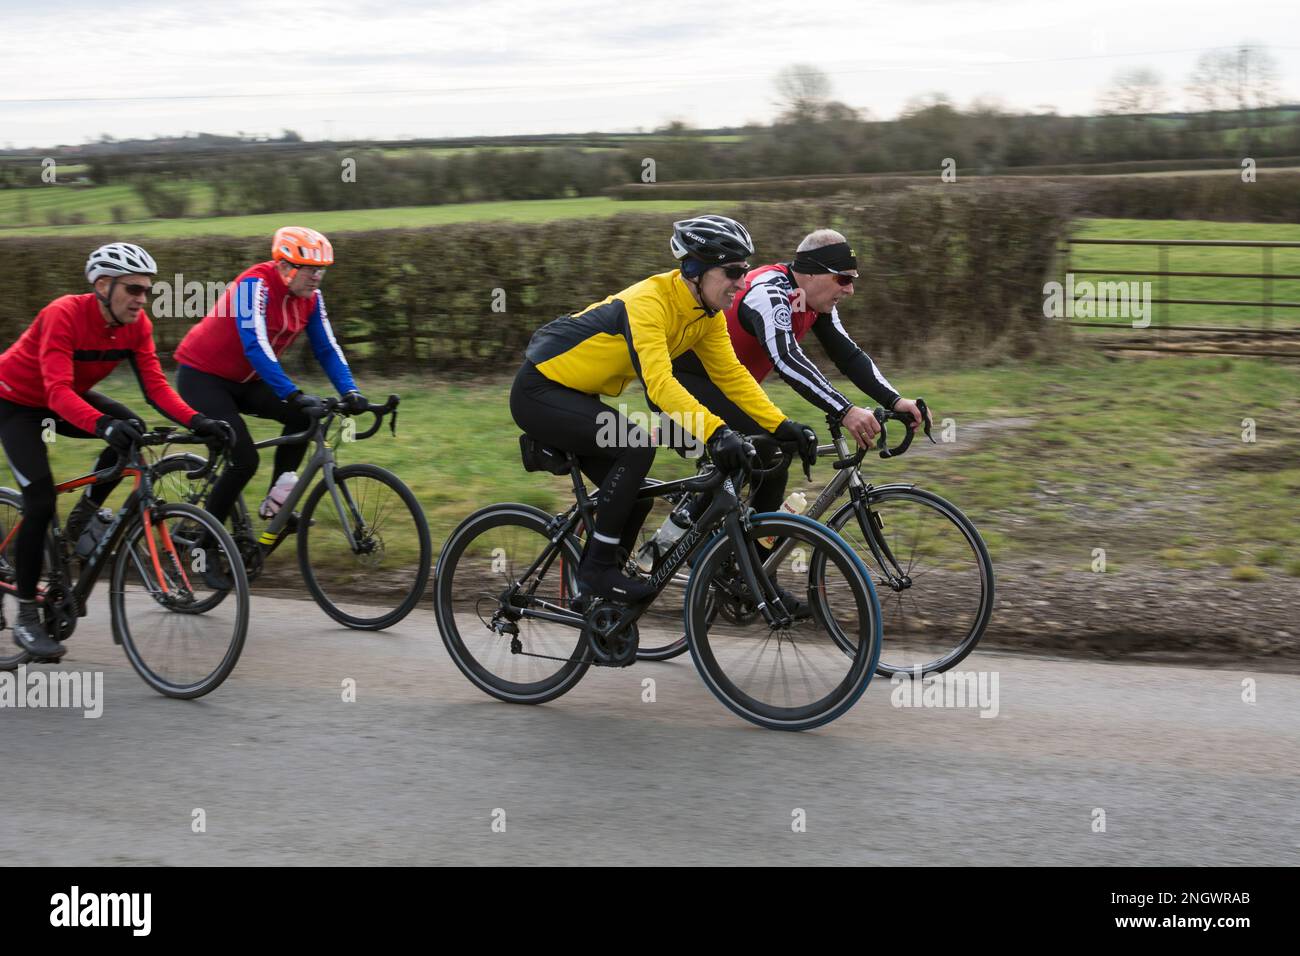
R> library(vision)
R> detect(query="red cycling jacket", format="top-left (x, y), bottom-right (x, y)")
top-left (0, 293), bottom-right (198, 435)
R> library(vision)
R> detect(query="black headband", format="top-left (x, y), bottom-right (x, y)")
top-left (792, 241), bottom-right (857, 275)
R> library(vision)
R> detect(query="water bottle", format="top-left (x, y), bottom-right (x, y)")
top-left (635, 508), bottom-right (693, 574)
top-left (759, 491), bottom-right (808, 549)
top-left (74, 509), bottom-right (115, 560)
top-left (259, 471), bottom-right (299, 519)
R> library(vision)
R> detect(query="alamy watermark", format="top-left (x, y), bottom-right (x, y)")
top-left (595, 405), bottom-right (708, 456)
top-left (0, 665), bottom-right (103, 717)
top-left (50, 886), bottom-right (150, 935)
top-left (890, 667), bottom-right (1000, 718)
top-left (1043, 274), bottom-right (1152, 328)
top-left (149, 274), bottom-right (238, 320)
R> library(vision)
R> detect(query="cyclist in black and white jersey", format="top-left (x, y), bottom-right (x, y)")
top-left (670, 228), bottom-right (930, 517)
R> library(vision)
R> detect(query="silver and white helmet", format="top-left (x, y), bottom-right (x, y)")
top-left (85, 243), bottom-right (158, 283)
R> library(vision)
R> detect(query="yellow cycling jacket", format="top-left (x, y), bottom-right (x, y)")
top-left (525, 270), bottom-right (786, 441)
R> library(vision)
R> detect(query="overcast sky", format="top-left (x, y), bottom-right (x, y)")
top-left (1, 0), bottom-right (1298, 148)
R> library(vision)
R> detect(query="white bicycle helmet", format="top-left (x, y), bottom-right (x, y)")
top-left (85, 242), bottom-right (158, 283)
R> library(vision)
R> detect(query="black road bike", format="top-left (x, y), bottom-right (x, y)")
top-left (434, 434), bottom-right (883, 732)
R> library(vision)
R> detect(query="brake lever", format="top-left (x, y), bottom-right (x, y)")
top-left (916, 398), bottom-right (936, 444)
top-left (872, 408), bottom-right (889, 452)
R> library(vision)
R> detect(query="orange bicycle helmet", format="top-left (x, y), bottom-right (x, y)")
top-left (272, 226), bottom-right (334, 283)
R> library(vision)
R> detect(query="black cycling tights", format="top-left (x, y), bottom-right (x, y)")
top-left (0, 393), bottom-right (136, 600)
top-left (176, 365), bottom-right (313, 525)
top-left (510, 362), bottom-right (655, 556)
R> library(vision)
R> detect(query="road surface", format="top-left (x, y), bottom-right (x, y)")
top-left (2, 591), bottom-right (1296, 866)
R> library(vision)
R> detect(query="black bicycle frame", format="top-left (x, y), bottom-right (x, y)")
top-left (500, 463), bottom-right (793, 646)
top-left (7, 457), bottom-right (164, 637)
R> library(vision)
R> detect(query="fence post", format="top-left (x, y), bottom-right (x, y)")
top-left (1158, 244), bottom-right (1168, 341)
top-left (1262, 245), bottom-right (1273, 333)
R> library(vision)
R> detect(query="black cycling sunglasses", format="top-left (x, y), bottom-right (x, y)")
top-left (719, 263), bottom-right (751, 280)
top-left (121, 283), bottom-right (152, 296)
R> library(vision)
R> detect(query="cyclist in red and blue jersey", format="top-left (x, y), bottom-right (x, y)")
top-left (174, 226), bottom-right (369, 530)
top-left (0, 242), bottom-right (230, 660)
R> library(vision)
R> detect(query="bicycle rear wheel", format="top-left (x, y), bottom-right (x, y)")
top-left (298, 463), bottom-right (432, 630)
top-left (828, 487), bottom-right (994, 677)
top-left (153, 452), bottom-right (256, 607)
top-left (111, 501), bottom-right (249, 698)
top-left (434, 504), bottom-right (590, 705)
top-left (685, 514), bottom-right (880, 731)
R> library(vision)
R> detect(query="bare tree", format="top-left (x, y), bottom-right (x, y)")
top-left (1187, 50), bottom-right (1230, 112)
top-left (774, 64), bottom-right (832, 118)
top-left (1099, 68), bottom-right (1166, 115)
top-left (1186, 44), bottom-right (1280, 113)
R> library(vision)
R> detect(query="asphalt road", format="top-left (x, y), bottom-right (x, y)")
top-left (2, 590), bottom-right (1296, 866)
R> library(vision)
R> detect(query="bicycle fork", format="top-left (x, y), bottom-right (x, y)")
top-left (855, 500), bottom-right (912, 592)
top-left (723, 510), bottom-right (796, 630)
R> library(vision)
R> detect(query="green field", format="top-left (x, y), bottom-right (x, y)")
top-left (1066, 219), bottom-right (1300, 330)
top-left (0, 182), bottom-right (217, 228)
top-left (35, 353), bottom-right (1300, 581)
top-left (0, 196), bottom-right (729, 238)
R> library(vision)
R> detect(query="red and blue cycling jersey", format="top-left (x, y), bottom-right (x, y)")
top-left (174, 260), bottom-right (356, 399)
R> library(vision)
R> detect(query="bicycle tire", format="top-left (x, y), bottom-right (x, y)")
top-left (298, 462), bottom-right (432, 630)
top-left (827, 485), bottom-right (994, 677)
top-left (110, 501), bottom-right (250, 698)
top-left (684, 513), bottom-right (881, 731)
top-left (434, 503), bottom-right (590, 705)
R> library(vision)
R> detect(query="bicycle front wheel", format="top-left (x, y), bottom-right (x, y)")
top-left (828, 486), bottom-right (994, 678)
top-left (685, 514), bottom-right (881, 732)
top-left (298, 463), bottom-right (432, 630)
top-left (111, 501), bottom-right (249, 699)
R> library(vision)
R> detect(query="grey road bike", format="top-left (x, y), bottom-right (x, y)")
top-left (153, 394), bottom-right (431, 630)
top-left (635, 399), bottom-right (995, 678)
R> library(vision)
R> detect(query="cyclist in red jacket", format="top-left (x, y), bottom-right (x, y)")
top-left (173, 226), bottom-right (366, 530)
top-left (0, 243), bottom-right (230, 660)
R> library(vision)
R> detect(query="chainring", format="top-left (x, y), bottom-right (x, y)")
top-left (583, 603), bottom-right (639, 667)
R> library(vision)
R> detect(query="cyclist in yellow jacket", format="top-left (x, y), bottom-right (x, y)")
top-left (511, 215), bottom-right (818, 604)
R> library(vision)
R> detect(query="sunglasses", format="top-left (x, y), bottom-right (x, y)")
top-left (719, 263), bottom-right (750, 280)
top-left (821, 266), bottom-right (857, 288)
top-left (122, 283), bottom-right (152, 296)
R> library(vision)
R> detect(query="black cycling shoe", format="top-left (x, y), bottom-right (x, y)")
top-left (577, 561), bottom-right (656, 606)
top-left (774, 586), bottom-right (812, 621)
top-left (190, 534), bottom-right (233, 591)
top-left (200, 550), bottom-right (233, 592)
top-left (13, 609), bottom-right (65, 661)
